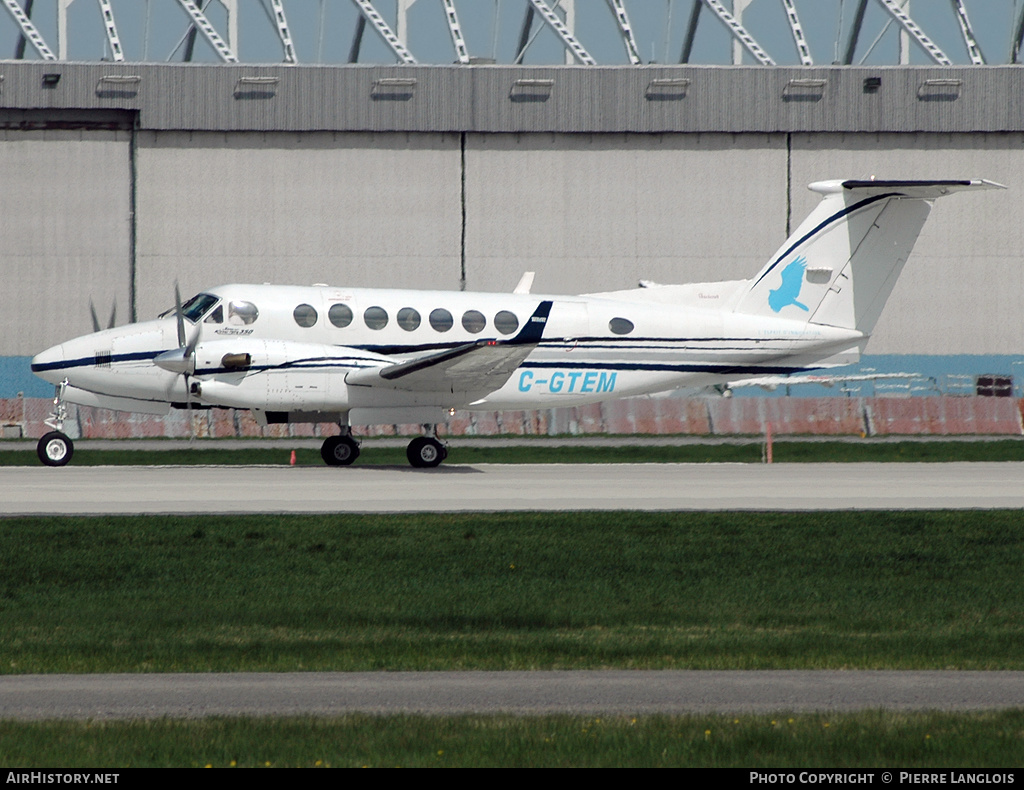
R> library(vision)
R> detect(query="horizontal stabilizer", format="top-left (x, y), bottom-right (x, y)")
top-left (832, 179), bottom-right (1005, 197)
top-left (734, 178), bottom-right (1004, 336)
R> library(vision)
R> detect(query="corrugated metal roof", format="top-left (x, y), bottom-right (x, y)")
top-left (0, 61), bottom-right (1021, 133)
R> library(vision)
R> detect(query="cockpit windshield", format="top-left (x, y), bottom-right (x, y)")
top-left (159, 293), bottom-right (219, 323)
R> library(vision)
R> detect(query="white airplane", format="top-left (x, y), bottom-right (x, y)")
top-left (31, 178), bottom-right (1000, 468)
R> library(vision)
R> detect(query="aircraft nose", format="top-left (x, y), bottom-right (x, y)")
top-left (31, 343), bottom-right (67, 385)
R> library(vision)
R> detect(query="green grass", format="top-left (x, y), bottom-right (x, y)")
top-left (2, 511), bottom-right (1024, 673)
top-left (2, 711), bottom-right (1024, 767)
top-left (3, 438), bottom-right (1024, 466)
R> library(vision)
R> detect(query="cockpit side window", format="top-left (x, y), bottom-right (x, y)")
top-left (228, 301), bottom-right (259, 325)
top-left (179, 293), bottom-right (219, 323)
top-left (204, 304), bottom-right (223, 324)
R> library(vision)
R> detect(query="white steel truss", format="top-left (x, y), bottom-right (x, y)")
top-left (528, 0), bottom-right (595, 66)
top-left (605, 0), bottom-right (640, 65)
top-left (3, 0), bottom-right (55, 59)
top-left (174, 0), bottom-right (238, 62)
top-left (951, 0), bottom-right (984, 65)
top-left (266, 0), bottom-right (296, 63)
top-left (96, 0), bottom-right (123, 61)
top-left (4, 0), bottom-right (1017, 67)
top-left (700, 0), bottom-right (774, 66)
top-left (873, 0), bottom-right (951, 66)
top-left (441, 0), bottom-right (469, 64)
top-left (350, 0), bottom-right (417, 64)
top-left (780, 0), bottom-right (812, 66)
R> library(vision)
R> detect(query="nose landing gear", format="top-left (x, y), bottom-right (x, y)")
top-left (37, 379), bottom-right (74, 467)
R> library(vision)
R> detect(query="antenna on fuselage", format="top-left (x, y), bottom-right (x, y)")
top-left (513, 272), bottom-right (535, 294)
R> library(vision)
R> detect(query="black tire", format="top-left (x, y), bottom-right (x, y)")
top-left (321, 435), bottom-right (359, 466)
top-left (37, 431), bottom-right (73, 467)
top-left (407, 436), bottom-right (445, 468)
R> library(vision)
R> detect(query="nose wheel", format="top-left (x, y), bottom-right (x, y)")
top-left (407, 436), bottom-right (447, 468)
top-left (37, 431), bottom-right (74, 467)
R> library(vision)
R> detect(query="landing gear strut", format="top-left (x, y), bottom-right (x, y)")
top-left (407, 426), bottom-right (447, 468)
top-left (37, 379), bottom-right (73, 467)
top-left (321, 427), bottom-right (360, 466)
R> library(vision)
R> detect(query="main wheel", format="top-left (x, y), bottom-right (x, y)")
top-left (37, 431), bottom-right (73, 467)
top-left (321, 435), bottom-right (359, 466)
top-left (407, 436), bottom-right (446, 468)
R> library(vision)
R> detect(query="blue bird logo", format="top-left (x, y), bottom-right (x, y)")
top-left (768, 256), bottom-right (809, 313)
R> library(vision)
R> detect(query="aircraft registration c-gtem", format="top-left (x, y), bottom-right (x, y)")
top-left (31, 178), bottom-right (1002, 468)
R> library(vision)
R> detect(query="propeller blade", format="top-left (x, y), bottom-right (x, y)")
top-left (174, 282), bottom-right (186, 349)
top-left (107, 299), bottom-right (117, 330)
top-left (89, 300), bottom-right (101, 334)
top-left (184, 372), bottom-right (196, 443)
top-left (184, 322), bottom-right (201, 356)
top-left (169, 281), bottom-right (198, 442)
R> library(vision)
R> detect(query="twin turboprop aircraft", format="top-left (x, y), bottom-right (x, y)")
top-left (30, 178), bottom-right (1000, 468)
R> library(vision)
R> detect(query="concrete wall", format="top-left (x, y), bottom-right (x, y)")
top-left (0, 129), bottom-right (131, 353)
top-left (790, 132), bottom-right (1024, 355)
top-left (465, 132), bottom-right (787, 293)
top-left (1, 126), bottom-right (1021, 361)
top-left (135, 130), bottom-right (463, 319)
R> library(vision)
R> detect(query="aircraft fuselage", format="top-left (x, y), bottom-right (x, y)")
top-left (31, 282), bottom-right (863, 420)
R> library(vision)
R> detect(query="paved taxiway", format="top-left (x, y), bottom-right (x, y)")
top-left (5, 459), bottom-right (1020, 720)
top-left (2, 462), bottom-right (1024, 514)
top-left (4, 672), bottom-right (1024, 719)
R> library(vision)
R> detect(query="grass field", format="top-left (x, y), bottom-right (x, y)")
top-left (3, 438), bottom-right (1024, 466)
top-left (3, 510), bottom-right (1023, 673)
top-left (4, 711), bottom-right (1024, 768)
top-left (4, 509), bottom-right (1024, 768)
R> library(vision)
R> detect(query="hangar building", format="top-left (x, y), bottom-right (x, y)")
top-left (1, 60), bottom-right (1021, 400)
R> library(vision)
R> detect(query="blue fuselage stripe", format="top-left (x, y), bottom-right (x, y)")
top-left (751, 192), bottom-right (898, 288)
top-left (31, 350), bottom-right (162, 373)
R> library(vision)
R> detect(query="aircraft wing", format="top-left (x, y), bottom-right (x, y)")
top-left (346, 301), bottom-right (552, 394)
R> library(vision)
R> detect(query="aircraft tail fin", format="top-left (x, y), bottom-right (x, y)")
top-left (733, 179), bottom-right (1003, 334)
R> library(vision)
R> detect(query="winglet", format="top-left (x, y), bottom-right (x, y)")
top-left (510, 300), bottom-right (552, 344)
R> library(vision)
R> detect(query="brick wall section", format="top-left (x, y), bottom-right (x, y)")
top-left (4, 396), bottom-right (1023, 439)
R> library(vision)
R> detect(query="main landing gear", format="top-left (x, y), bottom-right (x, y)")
top-left (406, 435), bottom-right (447, 468)
top-left (37, 379), bottom-right (74, 467)
top-left (320, 427), bottom-right (360, 466)
top-left (319, 425), bottom-right (448, 468)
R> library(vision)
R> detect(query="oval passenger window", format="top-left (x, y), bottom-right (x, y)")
top-left (364, 306), bottom-right (389, 330)
top-left (462, 310), bottom-right (486, 334)
top-left (429, 308), bottom-right (454, 332)
top-left (609, 317), bottom-right (634, 335)
top-left (228, 301), bottom-right (259, 325)
top-left (494, 310), bottom-right (519, 335)
top-left (293, 304), bottom-right (318, 328)
top-left (397, 307), bottom-right (421, 331)
top-left (328, 303), bottom-right (353, 328)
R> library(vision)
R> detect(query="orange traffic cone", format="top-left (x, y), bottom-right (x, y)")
top-left (290, 450), bottom-right (297, 466)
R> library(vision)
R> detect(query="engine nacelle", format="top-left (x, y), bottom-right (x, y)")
top-left (189, 339), bottom-right (387, 411)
